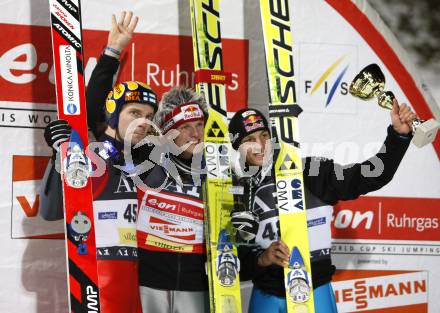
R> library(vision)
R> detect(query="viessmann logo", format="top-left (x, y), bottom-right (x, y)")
top-left (333, 270), bottom-right (428, 312)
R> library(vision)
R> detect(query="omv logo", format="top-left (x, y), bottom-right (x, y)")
top-left (304, 55), bottom-right (350, 107)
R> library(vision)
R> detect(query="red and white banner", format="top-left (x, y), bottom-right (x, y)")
top-left (0, 23), bottom-right (248, 111)
top-left (333, 270), bottom-right (428, 312)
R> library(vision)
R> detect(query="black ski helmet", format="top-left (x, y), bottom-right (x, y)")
top-left (105, 81), bottom-right (158, 128)
top-left (228, 108), bottom-right (270, 150)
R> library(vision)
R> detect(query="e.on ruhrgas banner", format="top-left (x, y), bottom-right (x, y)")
top-left (332, 196), bottom-right (438, 312)
top-left (0, 24), bottom-right (248, 110)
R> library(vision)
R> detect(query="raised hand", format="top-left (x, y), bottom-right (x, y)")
top-left (106, 11), bottom-right (139, 57)
top-left (391, 99), bottom-right (417, 135)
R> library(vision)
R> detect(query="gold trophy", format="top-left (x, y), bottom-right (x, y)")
top-left (349, 63), bottom-right (440, 148)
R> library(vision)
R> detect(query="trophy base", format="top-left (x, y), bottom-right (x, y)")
top-left (412, 119), bottom-right (440, 148)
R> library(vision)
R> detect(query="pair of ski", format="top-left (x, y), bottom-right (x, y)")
top-left (191, 0), bottom-right (315, 313)
top-left (48, 0), bottom-right (314, 312)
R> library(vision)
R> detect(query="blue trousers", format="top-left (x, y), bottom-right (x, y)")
top-left (248, 283), bottom-right (338, 313)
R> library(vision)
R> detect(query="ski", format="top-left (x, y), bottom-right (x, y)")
top-left (48, 0), bottom-right (100, 312)
top-left (189, 0), bottom-right (242, 312)
top-left (259, 0), bottom-right (315, 312)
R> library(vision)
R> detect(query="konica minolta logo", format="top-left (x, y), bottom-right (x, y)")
top-left (98, 212), bottom-right (118, 220)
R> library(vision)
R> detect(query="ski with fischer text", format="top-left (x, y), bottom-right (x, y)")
top-left (260, 0), bottom-right (315, 312)
top-left (189, 0), bottom-right (242, 312)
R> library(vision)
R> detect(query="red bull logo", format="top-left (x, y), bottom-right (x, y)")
top-left (244, 115), bottom-right (261, 125)
top-left (182, 104), bottom-right (203, 120)
top-left (244, 115), bottom-right (264, 132)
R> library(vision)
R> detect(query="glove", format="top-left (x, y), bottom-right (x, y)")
top-left (231, 210), bottom-right (259, 242)
top-left (44, 120), bottom-right (71, 157)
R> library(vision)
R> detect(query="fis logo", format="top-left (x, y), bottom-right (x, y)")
top-left (304, 55), bottom-right (350, 107)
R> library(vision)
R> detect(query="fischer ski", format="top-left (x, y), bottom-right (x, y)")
top-left (48, 0), bottom-right (100, 312)
top-left (259, 0), bottom-right (315, 312)
top-left (189, 0), bottom-right (242, 312)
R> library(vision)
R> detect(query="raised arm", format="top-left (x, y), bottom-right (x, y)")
top-left (303, 100), bottom-right (416, 205)
top-left (86, 11), bottom-right (139, 137)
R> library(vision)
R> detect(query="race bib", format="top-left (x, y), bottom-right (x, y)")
top-left (137, 190), bottom-right (205, 254)
top-left (93, 199), bottom-right (138, 260)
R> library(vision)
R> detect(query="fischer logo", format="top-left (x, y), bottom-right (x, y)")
top-left (266, 0), bottom-right (296, 103)
top-left (333, 271), bottom-right (428, 311)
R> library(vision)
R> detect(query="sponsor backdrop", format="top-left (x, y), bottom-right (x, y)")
top-left (0, 0), bottom-right (438, 312)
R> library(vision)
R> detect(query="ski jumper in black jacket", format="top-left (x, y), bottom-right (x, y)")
top-left (234, 126), bottom-right (411, 300)
top-left (135, 88), bottom-right (210, 313)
